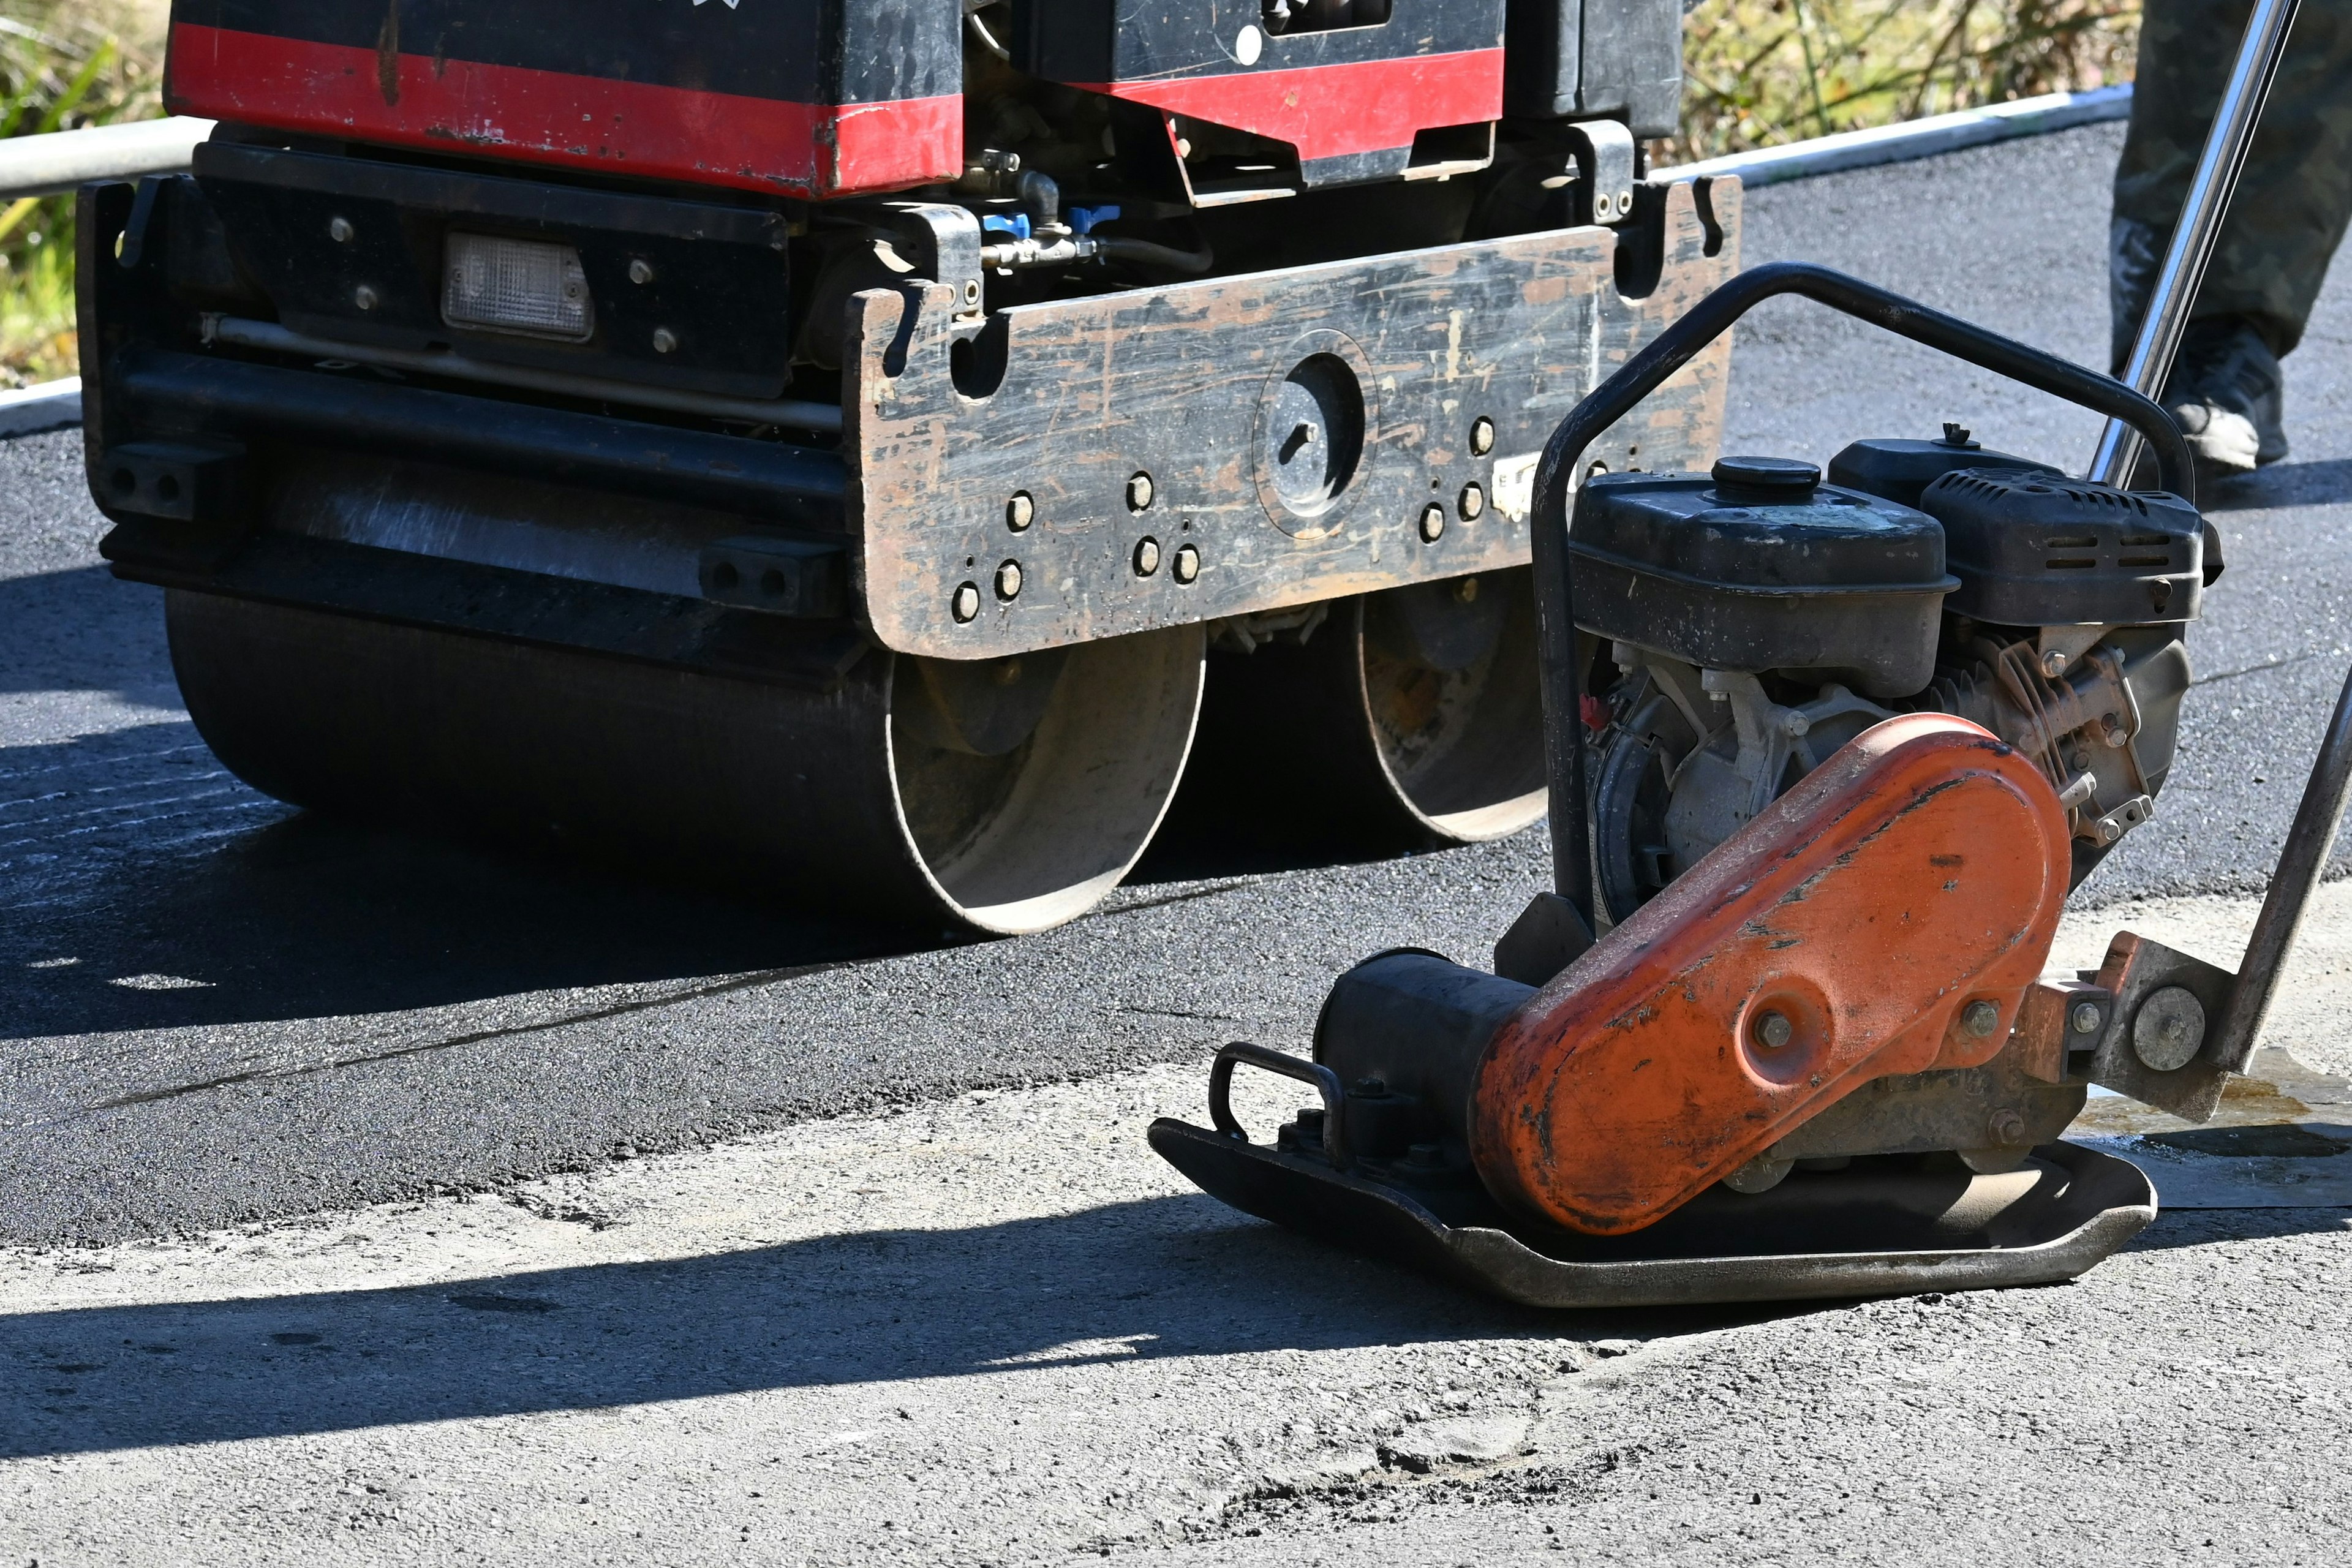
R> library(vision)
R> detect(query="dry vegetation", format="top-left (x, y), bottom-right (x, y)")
top-left (1671, 0), bottom-right (2141, 162)
top-left (0, 0), bottom-right (2137, 385)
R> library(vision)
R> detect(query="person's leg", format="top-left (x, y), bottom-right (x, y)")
top-left (2111, 0), bottom-right (2352, 473)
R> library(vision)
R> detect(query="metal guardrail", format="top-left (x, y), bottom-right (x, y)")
top-left (0, 116), bottom-right (216, 201)
top-left (0, 90), bottom-right (2136, 434)
top-left (0, 91), bottom-right (2135, 206)
top-left (1654, 85), bottom-right (2133, 188)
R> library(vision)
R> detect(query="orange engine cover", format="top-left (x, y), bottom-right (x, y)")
top-left (1471, 714), bottom-right (2071, 1235)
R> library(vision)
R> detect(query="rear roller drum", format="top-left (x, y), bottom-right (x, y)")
top-left (1165, 568), bottom-right (1547, 859)
top-left (165, 591), bottom-right (1203, 933)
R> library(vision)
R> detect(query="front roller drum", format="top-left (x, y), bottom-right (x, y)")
top-left (165, 590), bottom-right (1204, 933)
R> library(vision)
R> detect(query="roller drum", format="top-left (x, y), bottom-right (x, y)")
top-left (166, 589), bottom-right (1204, 934)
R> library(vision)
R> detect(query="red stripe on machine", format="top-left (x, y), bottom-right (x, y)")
top-left (165, 23), bottom-right (960, 198)
top-left (1080, 50), bottom-right (1503, 160)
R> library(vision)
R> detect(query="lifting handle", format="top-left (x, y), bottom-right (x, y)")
top-left (1526, 260), bottom-right (2199, 921)
top-left (1208, 1041), bottom-right (1350, 1169)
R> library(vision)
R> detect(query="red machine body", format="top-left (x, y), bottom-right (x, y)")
top-left (1471, 714), bottom-right (2073, 1235)
top-left (166, 0), bottom-right (964, 197)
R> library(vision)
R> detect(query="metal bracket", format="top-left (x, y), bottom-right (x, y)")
top-left (2083, 932), bottom-right (2237, 1120)
top-left (698, 535), bottom-right (850, 619)
top-left (873, 202), bottom-right (985, 320)
top-left (1562, 119), bottom-right (1637, 226)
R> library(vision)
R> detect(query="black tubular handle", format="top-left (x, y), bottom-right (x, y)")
top-left (1526, 260), bottom-right (2199, 920)
top-left (1209, 1041), bottom-right (1349, 1169)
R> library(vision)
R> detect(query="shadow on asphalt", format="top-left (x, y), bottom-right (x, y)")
top-left (0, 1194), bottom-right (1822, 1459)
top-left (1, 793), bottom-right (934, 1040)
top-left (2201, 458), bottom-right (2352, 512)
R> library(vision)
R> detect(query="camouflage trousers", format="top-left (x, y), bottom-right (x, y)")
top-left (2112, 0), bottom-right (2352, 367)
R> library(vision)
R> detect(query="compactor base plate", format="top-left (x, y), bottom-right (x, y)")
top-left (1148, 1120), bottom-right (2155, 1308)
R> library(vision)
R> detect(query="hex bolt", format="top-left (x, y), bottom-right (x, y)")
top-left (328, 216), bottom-right (355, 244)
top-left (1989, 1109), bottom-right (2028, 1147)
top-left (1459, 483), bottom-right (1486, 521)
top-left (2070, 1001), bottom-right (2105, 1036)
top-left (628, 258), bottom-right (656, 285)
top-left (995, 560), bottom-right (1023, 600)
top-left (1172, 544), bottom-right (1200, 583)
top-left (951, 582), bottom-right (981, 622)
top-left (1133, 537), bottom-right (1161, 576)
top-left (353, 284), bottom-right (379, 311)
top-left (1455, 575), bottom-right (1480, 604)
top-left (1006, 492), bottom-right (1034, 532)
top-left (652, 327), bottom-right (679, 354)
top-left (1127, 472), bottom-right (1155, 512)
top-left (1470, 417), bottom-right (1496, 456)
top-left (1419, 503), bottom-right (1446, 543)
top-left (1753, 1010), bottom-right (1793, 1050)
top-left (2040, 648), bottom-right (2069, 678)
top-left (1962, 1000), bottom-right (2003, 1038)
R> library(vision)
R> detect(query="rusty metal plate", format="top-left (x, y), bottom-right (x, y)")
top-left (848, 179), bottom-right (1743, 658)
top-left (2085, 930), bottom-right (2239, 1121)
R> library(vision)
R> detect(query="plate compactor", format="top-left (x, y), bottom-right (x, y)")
top-left (85, 0), bottom-right (1724, 935)
top-left (1152, 261), bottom-right (2352, 1308)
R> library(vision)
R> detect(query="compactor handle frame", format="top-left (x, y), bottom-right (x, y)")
top-left (1525, 260), bottom-right (2197, 927)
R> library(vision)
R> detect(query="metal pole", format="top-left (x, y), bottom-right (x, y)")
top-left (2207, 663), bottom-right (2352, 1071)
top-left (2087, 0), bottom-right (2301, 487)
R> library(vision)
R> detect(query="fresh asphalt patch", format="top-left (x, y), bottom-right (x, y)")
top-left (6, 122), bottom-right (2352, 1243)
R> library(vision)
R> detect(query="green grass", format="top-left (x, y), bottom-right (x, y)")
top-left (0, 0), bottom-right (163, 386)
top-left (0, 0), bottom-right (2138, 385)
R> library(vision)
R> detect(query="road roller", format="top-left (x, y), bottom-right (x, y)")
top-left (79, 0), bottom-right (1736, 933)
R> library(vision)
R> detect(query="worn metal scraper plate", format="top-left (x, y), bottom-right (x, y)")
top-left (1149, 1120), bottom-right (2154, 1308)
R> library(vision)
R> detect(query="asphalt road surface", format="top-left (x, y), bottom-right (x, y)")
top-left (5, 121), bottom-right (2352, 1562)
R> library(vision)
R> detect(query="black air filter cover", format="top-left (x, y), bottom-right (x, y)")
top-left (1918, 470), bottom-right (2204, 626)
top-left (1569, 458), bottom-right (1958, 698)
top-left (1827, 431), bottom-right (2060, 510)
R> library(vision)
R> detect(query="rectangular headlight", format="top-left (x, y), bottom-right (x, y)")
top-left (442, 232), bottom-right (594, 341)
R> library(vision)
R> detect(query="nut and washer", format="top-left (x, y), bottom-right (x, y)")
top-left (1469, 417), bottom-right (1496, 456)
top-left (1752, 1010), bottom-right (1794, 1050)
top-left (1988, 1109), bottom-right (2028, 1147)
top-left (1126, 472), bottom-right (1155, 511)
top-left (1006, 492), bottom-right (1034, 532)
top-left (2040, 648), bottom-right (2069, 678)
top-left (1171, 544), bottom-right (1200, 583)
top-left (1458, 483), bottom-right (1486, 521)
top-left (951, 582), bottom-right (981, 622)
top-left (1419, 503), bottom-right (1446, 543)
top-left (1133, 537), bottom-right (1161, 576)
top-left (1961, 999), bottom-right (2003, 1038)
top-left (2070, 1001), bottom-right (2105, 1036)
top-left (995, 560), bottom-right (1023, 600)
